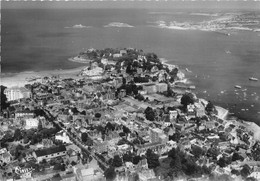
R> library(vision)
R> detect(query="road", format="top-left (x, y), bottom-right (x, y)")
top-left (43, 109), bottom-right (109, 171)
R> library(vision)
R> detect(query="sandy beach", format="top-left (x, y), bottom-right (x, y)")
top-left (1, 66), bottom-right (86, 88)
top-left (68, 57), bottom-right (91, 64)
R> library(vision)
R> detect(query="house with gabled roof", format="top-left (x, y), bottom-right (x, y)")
top-left (33, 145), bottom-right (67, 163)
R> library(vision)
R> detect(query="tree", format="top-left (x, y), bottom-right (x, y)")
top-left (95, 113), bottom-right (101, 118)
top-left (240, 164), bottom-right (251, 178)
top-left (117, 138), bottom-right (128, 145)
top-left (113, 155), bottom-right (123, 167)
top-left (171, 154), bottom-right (182, 177)
top-left (14, 129), bottom-right (22, 141)
top-left (146, 149), bottom-right (160, 169)
top-left (168, 148), bottom-right (177, 159)
top-left (119, 132), bottom-right (126, 137)
top-left (133, 155), bottom-right (141, 165)
top-left (181, 93), bottom-right (195, 109)
top-left (104, 167), bottom-right (116, 181)
top-left (191, 145), bottom-right (205, 158)
top-left (232, 152), bottom-right (242, 162)
top-left (231, 169), bottom-right (240, 176)
top-left (81, 132), bottom-right (88, 142)
top-left (1, 85), bottom-right (10, 111)
top-left (217, 157), bottom-right (227, 168)
top-left (53, 163), bottom-right (63, 170)
top-left (122, 126), bottom-right (131, 134)
top-left (71, 161), bottom-right (77, 166)
top-left (207, 147), bottom-right (219, 160)
top-left (205, 101), bottom-right (216, 114)
top-left (144, 107), bottom-right (155, 121)
top-left (182, 158), bottom-right (200, 176)
top-left (135, 94), bottom-right (145, 101)
top-left (202, 165), bottom-right (211, 175)
top-left (246, 177), bottom-right (258, 181)
top-left (106, 122), bottom-right (115, 131)
top-left (123, 152), bottom-right (133, 163)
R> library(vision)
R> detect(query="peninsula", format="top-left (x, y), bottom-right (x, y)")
top-left (1, 48), bottom-right (260, 181)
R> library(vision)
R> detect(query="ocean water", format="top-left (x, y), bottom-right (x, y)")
top-left (1, 8), bottom-right (260, 125)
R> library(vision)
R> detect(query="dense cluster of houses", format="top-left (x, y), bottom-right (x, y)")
top-left (1, 48), bottom-right (260, 181)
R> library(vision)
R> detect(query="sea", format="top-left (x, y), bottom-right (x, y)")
top-left (1, 6), bottom-right (260, 125)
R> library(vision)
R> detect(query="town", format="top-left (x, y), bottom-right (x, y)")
top-left (1, 48), bottom-right (260, 181)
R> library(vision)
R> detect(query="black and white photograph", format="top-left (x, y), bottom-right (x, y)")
top-left (1, 0), bottom-right (260, 180)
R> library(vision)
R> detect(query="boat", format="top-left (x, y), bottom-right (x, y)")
top-left (249, 77), bottom-right (258, 81)
top-left (234, 85), bottom-right (242, 89)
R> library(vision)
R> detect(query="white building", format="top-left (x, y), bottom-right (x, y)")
top-left (150, 128), bottom-right (164, 143)
top-left (76, 168), bottom-right (95, 181)
top-left (81, 66), bottom-right (103, 77)
top-left (15, 110), bottom-right (34, 119)
top-left (25, 118), bottom-right (39, 130)
top-left (169, 110), bottom-right (178, 121)
top-left (4, 87), bottom-right (31, 101)
top-left (249, 171), bottom-right (260, 180)
top-left (55, 130), bottom-right (71, 144)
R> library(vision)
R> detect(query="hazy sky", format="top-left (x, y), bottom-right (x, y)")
top-left (2, 1), bottom-right (260, 10)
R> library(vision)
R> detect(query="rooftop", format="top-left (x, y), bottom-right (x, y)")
top-left (35, 145), bottom-right (66, 157)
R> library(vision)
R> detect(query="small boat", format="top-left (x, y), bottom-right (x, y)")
top-left (249, 77), bottom-right (258, 81)
top-left (235, 85), bottom-right (242, 89)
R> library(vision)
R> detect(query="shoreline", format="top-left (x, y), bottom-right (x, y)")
top-left (161, 58), bottom-right (260, 139)
top-left (68, 57), bottom-right (92, 64)
top-left (1, 66), bottom-right (86, 88)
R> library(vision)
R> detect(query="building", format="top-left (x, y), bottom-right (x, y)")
top-left (187, 104), bottom-right (196, 116)
top-left (113, 53), bottom-right (122, 58)
top-left (61, 173), bottom-right (77, 181)
top-left (138, 169), bottom-right (156, 181)
top-left (205, 121), bottom-right (215, 130)
top-left (33, 145), bottom-right (67, 163)
top-left (195, 102), bottom-right (206, 117)
top-left (169, 110), bottom-right (178, 121)
top-left (150, 128), bottom-right (164, 143)
top-left (119, 89), bottom-right (126, 98)
top-left (93, 140), bottom-right (108, 153)
top-left (156, 83), bottom-right (168, 93)
top-left (14, 167), bottom-right (33, 179)
top-left (138, 159), bottom-right (148, 169)
top-left (143, 84), bottom-right (157, 94)
top-left (55, 130), bottom-right (71, 144)
top-left (76, 168), bottom-right (95, 181)
top-left (15, 110), bottom-right (34, 119)
top-left (249, 171), bottom-right (260, 180)
top-left (25, 118), bottom-right (39, 130)
top-left (159, 134), bottom-right (168, 144)
top-left (120, 50), bottom-right (127, 55)
top-left (0, 148), bottom-right (12, 164)
top-left (4, 87), bottom-right (31, 101)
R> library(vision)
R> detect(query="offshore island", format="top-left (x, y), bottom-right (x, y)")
top-left (1, 48), bottom-right (260, 181)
